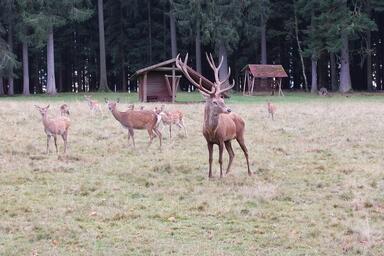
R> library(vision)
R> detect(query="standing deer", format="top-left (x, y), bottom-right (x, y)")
top-left (35, 105), bottom-right (71, 154)
top-left (267, 101), bottom-right (276, 120)
top-left (176, 53), bottom-right (251, 178)
top-left (154, 105), bottom-right (187, 139)
top-left (60, 104), bottom-right (70, 116)
top-left (105, 98), bottom-right (162, 149)
top-left (84, 95), bottom-right (103, 115)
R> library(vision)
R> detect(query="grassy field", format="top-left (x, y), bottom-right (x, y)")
top-left (0, 92), bottom-right (384, 255)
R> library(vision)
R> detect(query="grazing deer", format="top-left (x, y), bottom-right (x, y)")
top-left (139, 106), bottom-right (145, 110)
top-left (267, 101), bottom-right (276, 120)
top-left (127, 104), bottom-right (135, 110)
top-left (105, 98), bottom-right (162, 149)
top-left (34, 105), bottom-right (70, 154)
top-left (176, 53), bottom-right (251, 178)
top-left (84, 95), bottom-right (103, 115)
top-left (154, 105), bottom-right (187, 139)
top-left (60, 104), bottom-right (70, 116)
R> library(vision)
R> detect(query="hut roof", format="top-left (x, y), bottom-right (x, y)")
top-left (134, 58), bottom-right (177, 77)
top-left (242, 64), bottom-right (288, 78)
top-left (133, 58), bottom-right (215, 91)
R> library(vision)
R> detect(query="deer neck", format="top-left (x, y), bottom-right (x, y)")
top-left (204, 104), bottom-right (219, 132)
top-left (42, 114), bottom-right (51, 127)
top-left (111, 108), bottom-right (123, 122)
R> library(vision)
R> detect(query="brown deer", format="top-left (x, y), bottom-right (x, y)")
top-left (60, 104), bottom-right (70, 116)
top-left (154, 105), bottom-right (187, 139)
top-left (84, 95), bottom-right (103, 115)
top-left (267, 101), bottom-right (276, 120)
top-left (34, 105), bottom-right (71, 154)
top-left (176, 53), bottom-right (251, 178)
top-left (105, 98), bottom-right (162, 149)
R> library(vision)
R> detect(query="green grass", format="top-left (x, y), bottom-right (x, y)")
top-left (0, 93), bottom-right (384, 255)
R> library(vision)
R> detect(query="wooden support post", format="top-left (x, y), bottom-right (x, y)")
top-left (143, 72), bottom-right (148, 102)
top-left (278, 78), bottom-right (284, 96)
top-left (243, 71), bottom-right (247, 95)
top-left (164, 75), bottom-right (173, 96)
top-left (172, 64), bottom-right (176, 103)
top-left (250, 77), bottom-right (255, 96)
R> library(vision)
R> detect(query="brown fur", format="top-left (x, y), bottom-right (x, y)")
top-left (60, 104), bottom-right (70, 116)
top-left (155, 105), bottom-right (187, 138)
top-left (176, 53), bottom-right (251, 178)
top-left (105, 99), bottom-right (162, 149)
top-left (267, 102), bottom-right (276, 120)
top-left (84, 95), bottom-right (103, 115)
top-left (35, 105), bottom-right (70, 154)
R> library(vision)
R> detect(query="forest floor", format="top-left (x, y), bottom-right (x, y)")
top-left (0, 92), bottom-right (384, 255)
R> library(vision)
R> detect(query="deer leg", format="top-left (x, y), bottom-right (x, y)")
top-left (236, 137), bottom-right (252, 176)
top-left (128, 128), bottom-right (135, 148)
top-left (127, 130), bottom-right (131, 146)
top-left (169, 124), bottom-right (172, 139)
top-left (46, 135), bottom-right (51, 154)
top-left (207, 142), bottom-right (214, 178)
top-left (153, 127), bottom-right (162, 150)
top-left (53, 135), bottom-right (58, 153)
top-left (218, 141), bottom-right (224, 178)
top-left (224, 141), bottom-right (235, 174)
top-left (180, 119), bottom-right (187, 137)
top-left (146, 127), bottom-right (155, 148)
top-left (62, 132), bottom-right (68, 154)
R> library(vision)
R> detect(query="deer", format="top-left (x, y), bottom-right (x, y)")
top-left (176, 53), bottom-right (251, 178)
top-left (267, 101), bottom-right (276, 120)
top-left (84, 95), bottom-right (103, 115)
top-left (105, 98), bottom-right (162, 150)
top-left (34, 105), bottom-right (71, 154)
top-left (154, 105), bottom-right (187, 139)
top-left (60, 104), bottom-right (70, 116)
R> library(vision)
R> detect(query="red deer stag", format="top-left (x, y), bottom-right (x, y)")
top-left (176, 53), bottom-right (251, 178)
top-left (105, 98), bottom-right (162, 150)
top-left (35, 105), bottom-right (71, 154)
top-left (154, 105), bottom-right (187, 139)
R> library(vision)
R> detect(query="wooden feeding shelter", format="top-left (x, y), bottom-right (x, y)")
top-left (241, 64), bottom-right (288, 96)
top-left (133, 58), bottom-right (182, 102)
top-left (133, 58), bottom-right (215, 103)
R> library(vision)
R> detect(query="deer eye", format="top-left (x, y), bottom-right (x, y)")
top-left (213, 101), bottom-right (218, 105)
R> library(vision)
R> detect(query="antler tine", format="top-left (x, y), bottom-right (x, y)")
top-left (218, 78), bottom-right (235, 95)
top-left (218, 66), bottom-right (232, 87)
top-left (176, 53), bottom-right (216, 95)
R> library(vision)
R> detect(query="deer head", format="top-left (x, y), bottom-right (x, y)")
top-left (176, 53), bottom-right (234, 114)
top-left (35, 105), bottom-right (50, 117)
top-left (105, 98), bottom-right (120, 112)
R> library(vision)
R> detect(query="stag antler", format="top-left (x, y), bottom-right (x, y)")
top-left (205, 53), bottom-right (235, 95)
top-left (176, 54), bottom-right (216, 96)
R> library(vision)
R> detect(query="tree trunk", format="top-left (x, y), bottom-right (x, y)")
top-left (339, 33), bottom-right (352, 93)
top-left (122, 59), bottom-right (127, 92)
top-left (293, 4), bottom-right (308, 91)
top-left (0, 78), bottom-right (4, 95)
top-left (366, 0), bottom-right (373, 91)
top-left (218, 43), bottom-right (229, 87)
top-left (7, 23), bottom-right (14, 96)
top-left (318, 52), bottom-right (328, 89)
top-left (311, 55), bottom-right (318, 93)
top-left (98, 0), bottom-right (109, 91)
top-left (260, 16), bottom-right (267, 64)
top-left (46, 26), bottom-right (57, 95)
top-left (367, 30), bottom-right (372, 91)
top-left (148, 0), bottom-right (152, 64)
top-left (330, 52), bottom-right (338, 91)
top-left (195, 19), bottom-right (202, 74)
top-left (22, 42), bottom-right (30, 95)
top-left (170, 11), bottom-right (177, 58)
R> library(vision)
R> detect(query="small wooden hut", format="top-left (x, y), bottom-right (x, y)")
top-left (133, 58), bottom-right (215, 103)
top-left (241, 64), bottom-right (288, 96)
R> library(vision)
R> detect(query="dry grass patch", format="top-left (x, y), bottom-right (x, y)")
top-left (0, 95), bottom-right (384, 255)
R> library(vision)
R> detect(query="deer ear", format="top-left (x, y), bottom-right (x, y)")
top-left (46, 105), bottom-right (50, 109)
top-left (34, 105), bottom-right (40, 109)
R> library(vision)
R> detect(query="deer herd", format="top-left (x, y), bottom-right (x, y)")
top-left (34, 53), bottom-right (278, 178)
